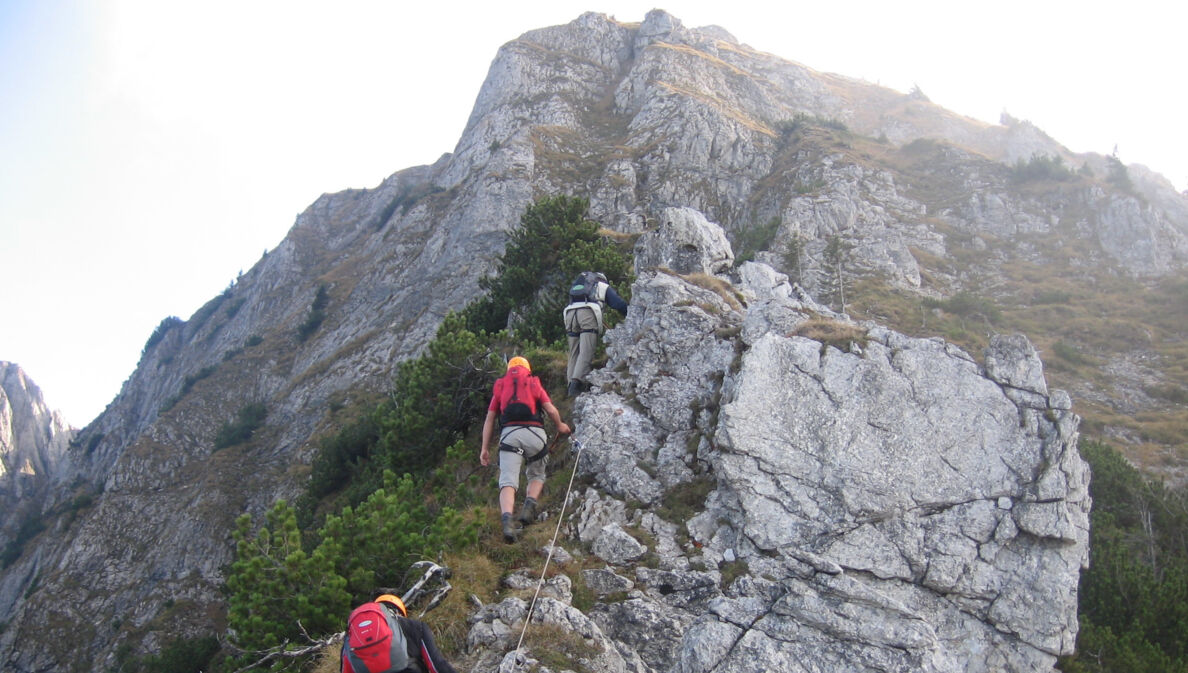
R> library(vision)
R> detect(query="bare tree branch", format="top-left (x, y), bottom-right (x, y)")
top-left (226, 625), bottom-right (344, 673)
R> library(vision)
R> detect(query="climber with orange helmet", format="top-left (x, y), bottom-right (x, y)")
top-left (479, 356), bottom-right (571, 542)
top-left (341, 593), bottom-right (457, 673)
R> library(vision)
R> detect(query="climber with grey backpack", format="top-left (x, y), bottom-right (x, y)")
top-left (563, 271), bottom-right (628, 398)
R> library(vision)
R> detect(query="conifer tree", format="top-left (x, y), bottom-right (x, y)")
top-left (783, 232), bottom-right (804, 286)
top-left (225, 501), bottom-right (350, 655)
top-left (1063, 441), bottom-right (1188, 672)
top-left (823, 235), bottom-right (848, 313)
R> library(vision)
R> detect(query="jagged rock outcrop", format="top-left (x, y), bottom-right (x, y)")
top-left (0, 362), bottom-right (73, 493)
top-left (0, 363), bottom-right (75, 628)
top-left (0, 8), bottom-right (1166, 669)
top-left (466, 214), bottom-right (1088, 672)
top-left (634, 207), bottom-right (735, 276)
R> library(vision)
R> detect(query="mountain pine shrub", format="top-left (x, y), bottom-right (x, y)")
top-left (142, 316), bottom-right (184, 355)
top-left (1106, 156), bottom-right (1134, 194)
top-left (1012, 154), bottom-right (1074, 182)
top-left (306, 412), bottom-right (381, 502)
top-left (732, 217), bottom-right (781, 265)
top-left (226, 501), bottom-right (350, 660)
top-left (319, 471), bottom-right (478, 592)
top-left (225, 473), bottom-right (478, 669)
top-left (118, 635), bottom-right (220, 673)
top-left (297, 284), bottom-right (330, 342)
top-left (1060, 440), bottom-right (1188, 673)
top-left (776, 112), bottom-right (849, 138)
top-left (0, 513), bottom-right (46, 569)
top-left (213, 403), bottom-right (267, 449)
top-left (922, 290), bottom-right (1001, 324)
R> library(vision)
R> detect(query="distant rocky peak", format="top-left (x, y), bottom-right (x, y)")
top-left (0, 362), bottom-right (73, 493)
top-left (636, 8), bottom-right (683, 44)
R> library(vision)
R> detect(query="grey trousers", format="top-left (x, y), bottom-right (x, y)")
top-left (498, 426), bottom-right (547, 490)
top-left (565, 306), bottom-right (600, 383)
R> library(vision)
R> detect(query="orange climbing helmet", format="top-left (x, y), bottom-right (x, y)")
top-left (374, 593), bottom-right (407, 617)
top-left (507, 356), bottom-right (531, 373)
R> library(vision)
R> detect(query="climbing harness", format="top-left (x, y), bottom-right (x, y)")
top-left (563, 302), bottom-right (603, 336)
top-left (499, 442), bottom-right (549, 464)
top-left (498, 426), bottom-right (551, 464)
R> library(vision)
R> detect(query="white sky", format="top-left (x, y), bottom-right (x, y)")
top-left (2, 0), bottom-right (1185, 427)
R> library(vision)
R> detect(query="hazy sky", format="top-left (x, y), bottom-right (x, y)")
top-left (1, 0), bottom-right (1184, 427)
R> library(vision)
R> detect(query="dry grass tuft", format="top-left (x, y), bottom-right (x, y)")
top-left (652, 41), bottom-right (751, 78)
top-left (308, 645), bottom-right (341, 673)
top-left (654, 80), bottom-right (776, 137)
top-left (596, 227), bottom-right (640, 244)
top-left (425, 551), bottom-right (503, 657)
top-left (662, 268), bottom-right (745, 312)
top-left (792, 317), bottom-right (868, 351)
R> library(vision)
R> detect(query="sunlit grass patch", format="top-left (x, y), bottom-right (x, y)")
top-left (791, 317), bottom-right (869, 352)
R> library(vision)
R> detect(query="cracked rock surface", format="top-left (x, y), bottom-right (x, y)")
top-left (467, 214), bottom-right (1088, 673)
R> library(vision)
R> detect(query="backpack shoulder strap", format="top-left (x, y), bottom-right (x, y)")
top-left (387, 612), bottom-right (411, 670)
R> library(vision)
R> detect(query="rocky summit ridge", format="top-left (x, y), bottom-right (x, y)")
top-left (0, 8), bottom-right (1178, 671)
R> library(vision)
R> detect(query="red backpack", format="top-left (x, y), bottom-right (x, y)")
top-left (342, 602), bottom-right (409, 673)
top-left (497, 368), bottom-right (543, 427)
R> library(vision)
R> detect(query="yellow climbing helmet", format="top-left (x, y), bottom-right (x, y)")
top-left (374, 594), bottom-right (407, 617)
top-left (507, 356), bottom-right (531, 373)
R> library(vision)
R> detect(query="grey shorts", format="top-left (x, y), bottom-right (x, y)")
top-left (497, 425), bottom-right (548, 490)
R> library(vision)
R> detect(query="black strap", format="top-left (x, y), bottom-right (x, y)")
top-left (499, 441), bottom-right (549, 463)
top-left (564, 304), bottom-right (600, 337)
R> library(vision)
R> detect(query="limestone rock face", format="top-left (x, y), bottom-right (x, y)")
top-left (468, 213), bottom-right (1088, 672)
top-left (463, 8), bottom-right (1188, 290)
top-left (634, 207), bottom-right (735, 275)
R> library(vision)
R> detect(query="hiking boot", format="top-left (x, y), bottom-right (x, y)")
top-left (517, 499), bottom-right (538, 527)
top-left (501, 513), bottom-right (519, 543)
top-left (567, 379), bottom-right (582, 398)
